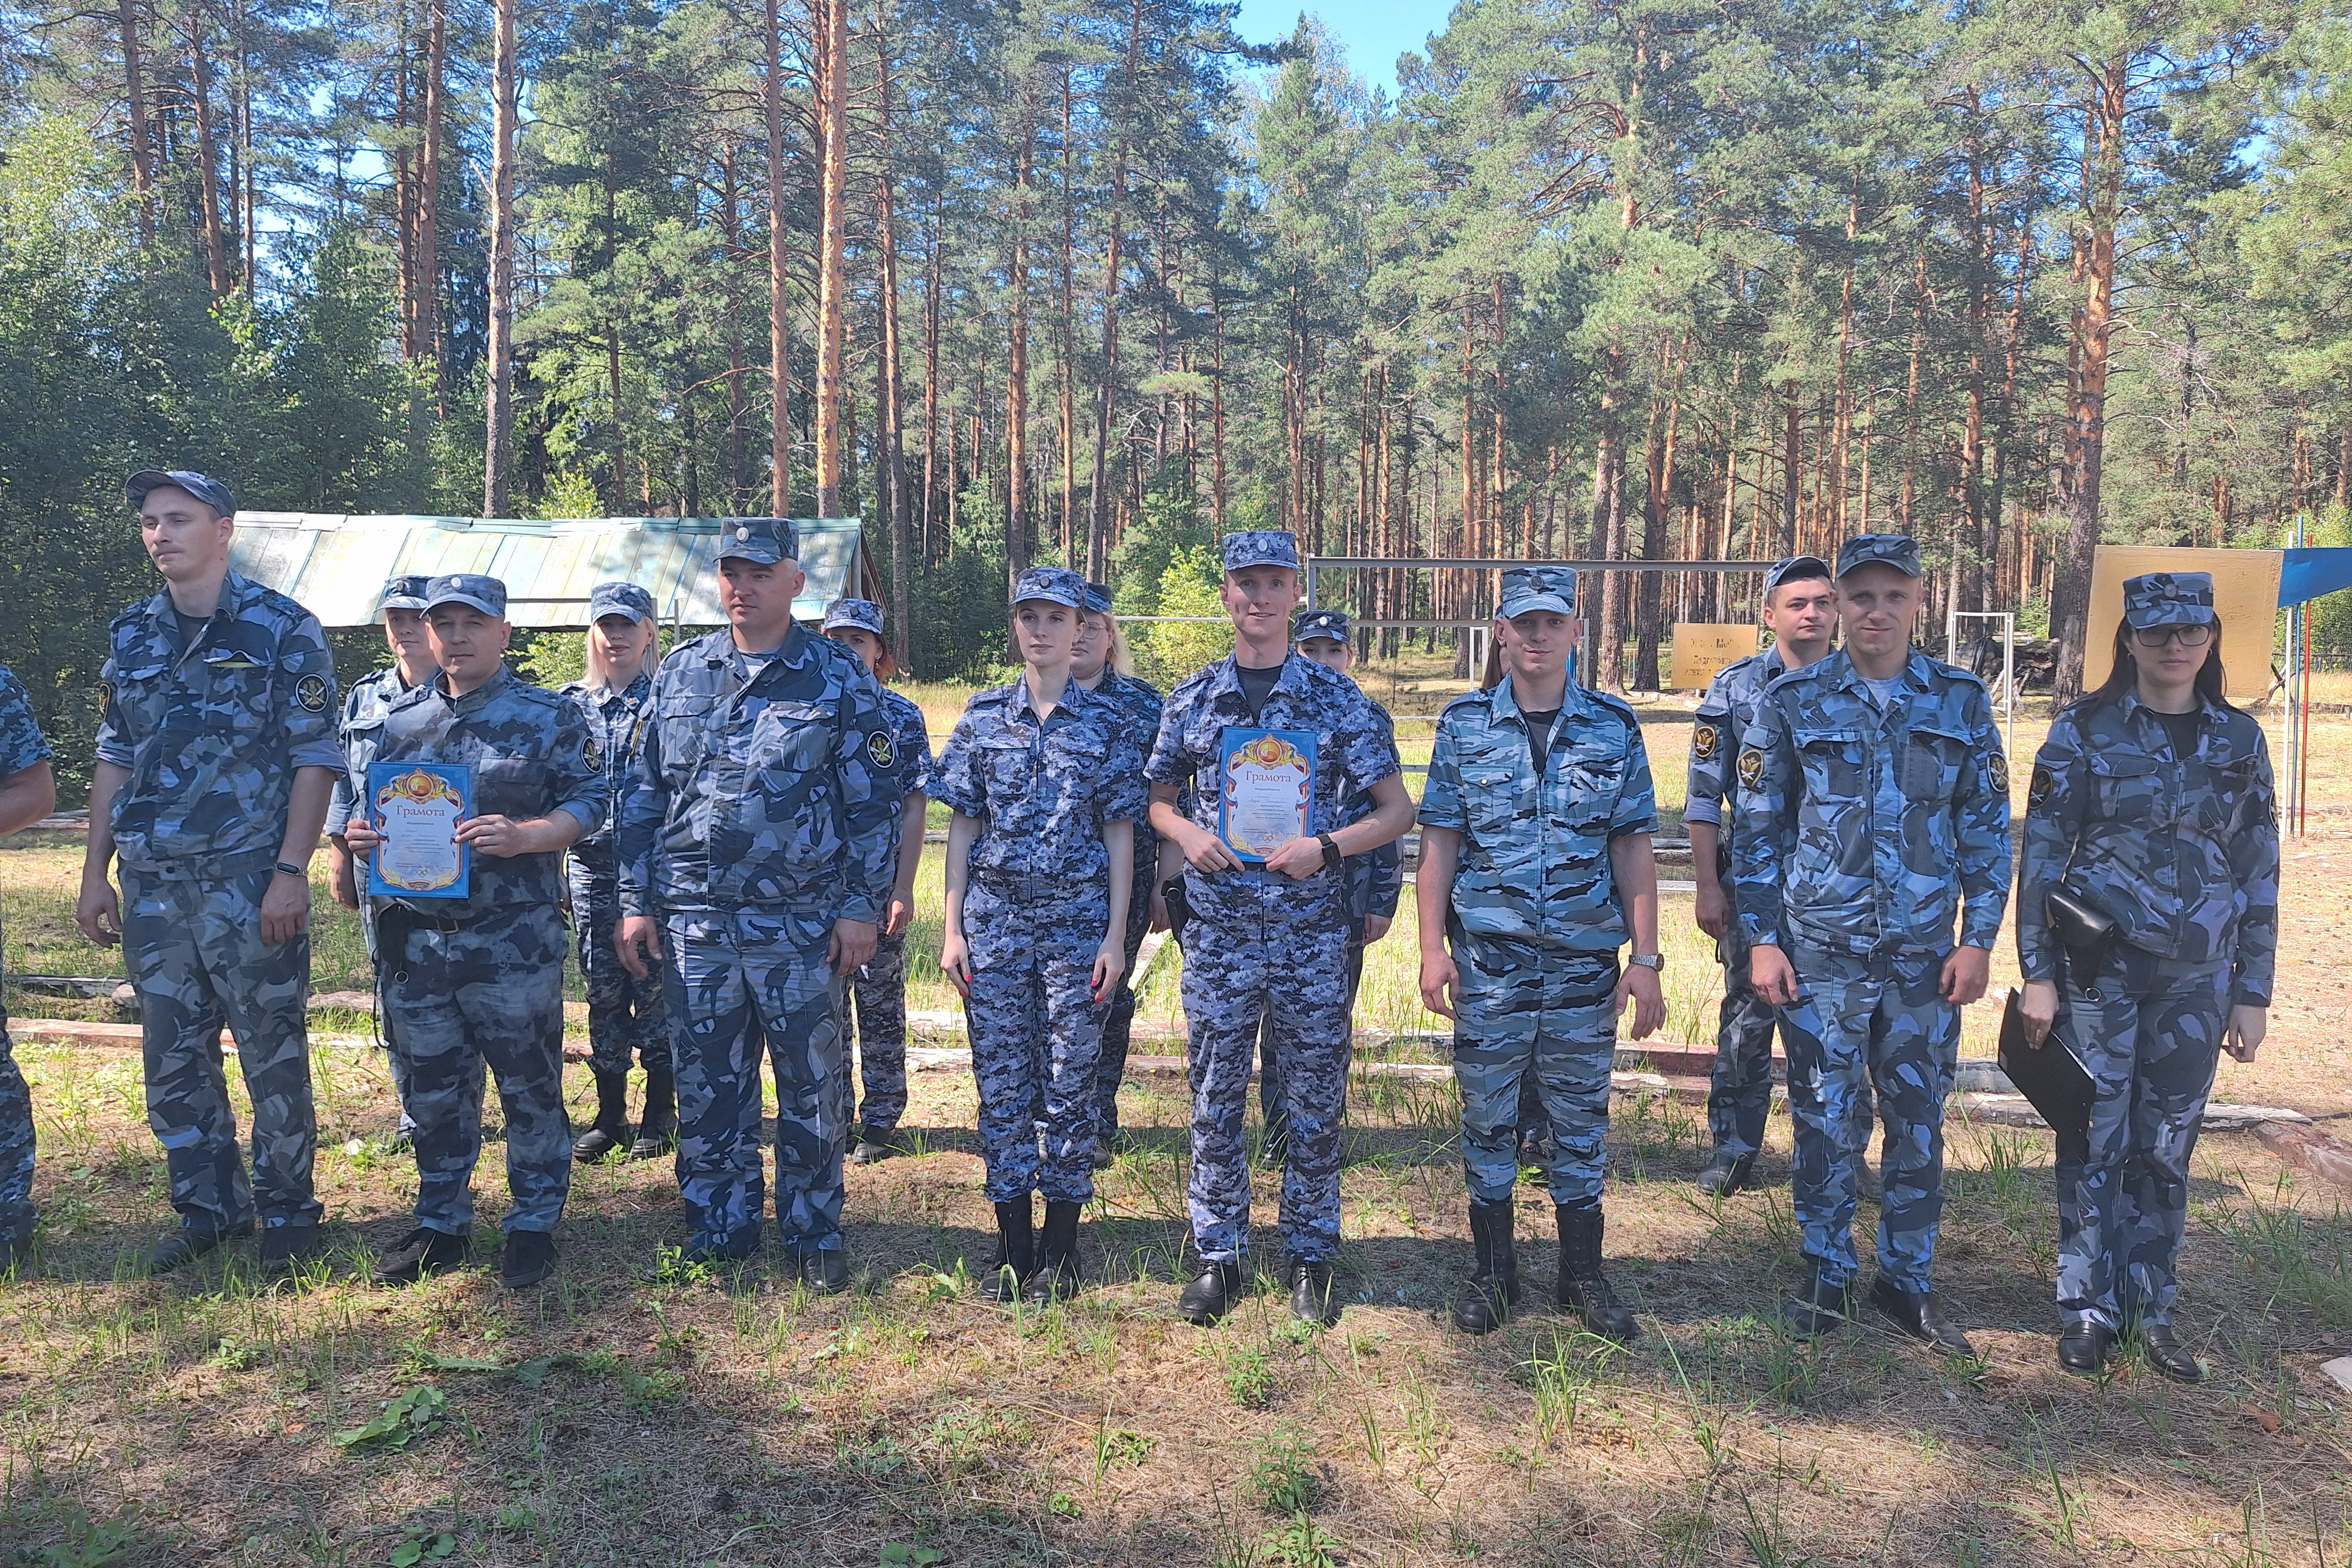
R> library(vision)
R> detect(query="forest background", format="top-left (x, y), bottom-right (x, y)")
top-left (5, 0), bottom-right (2352, 783)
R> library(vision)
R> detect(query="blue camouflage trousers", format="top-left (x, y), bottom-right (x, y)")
top-left (1093, 903), bottom-right (1155, 1139)
top-left (1778, 945), bottom-right (1957, 1292)
top-left (964, 879), bottom-right (1106, 1204)
top-left (848, 929), bottom-right (909, 1134)
top-left (1708, 903), bottom-right (1782, 1159)
top-left (567, 860), bottom-right (670, 1077)
top-left (661, 909), bottom-right (847, 1254)
top-left (123, 868), bottom-right (321, 1231)
top-left (359, 903), bottom-right (418, 1134)
top-left (2053, 950), bottom-right (2229, 1330)
top-left (1255, 922), bottom-right (1367, 1150)
top-left (1453, 936), bottom-right (1620, 1206)
top-left (0, 1026), bottom-right (35, 1241)
top-left (383, 903), bottom-right (572, 1235)
top-left (1183, 914), bottom-right (1351, 1264)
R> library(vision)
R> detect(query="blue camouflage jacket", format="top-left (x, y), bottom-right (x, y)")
top-left (560, 670), bottom-right (654, 865)
top-left (1146, 654), bottom-right (1402, 931)
top-left (1350, 701), bottom-right (1404, 923)
top-left (1088, 670), bottom-right (1164, 911)
top-left (326, 664), bottom-right (423, 839)
top-left (878, 686), bottom-right (936, 798)
top-left (0, 668), bottom-right (52, 1034)
top-left (2019, 691), bottom-right (2278, 1005)
top-left (97, 571), bottom-right (341, 879)
top-left (1684, 645), bottom-right (1797, 834)
top-left (1419, 675), bottom-right (1658, 955)
top-left (372, 668), bottom-right (605, 915)
top-left (1733, 647), bottom-right (2012, 957)
top-left (933, 677), bottom-right (1146, 884)
top-left (617, 624), bottom-right (907, 923)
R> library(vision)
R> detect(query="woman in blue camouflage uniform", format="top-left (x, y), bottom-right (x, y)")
top-left (563, 583), bottom-right (673, 1164)
top-left (2018, 571), bottom-right (2276, 1384)
top-left (820, 598), bottom-right (934, 1164)
top-left (1072, 582), bottom-right (1163, 1166)
top-left (936, 568), bottom-right (1142, 1305)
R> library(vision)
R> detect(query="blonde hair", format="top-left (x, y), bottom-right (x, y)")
top-left (586, 616), bottom-right (657, 689)
top-left (1097, 612), bottom-right (1136, 679)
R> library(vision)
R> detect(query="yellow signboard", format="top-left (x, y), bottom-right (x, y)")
top-left (2084, 546), bottom-right (2279, 704)
top-left (1668, 624), bottom-right (1763, 690)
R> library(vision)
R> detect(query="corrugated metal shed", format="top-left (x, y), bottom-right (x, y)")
top-left (226, 513), bottom-right (877, 629)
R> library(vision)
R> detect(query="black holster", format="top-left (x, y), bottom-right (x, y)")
top-left (2047, 889), bottom-right (2119, 996)
top-left (1161, 875), bottom-right (1191, 942)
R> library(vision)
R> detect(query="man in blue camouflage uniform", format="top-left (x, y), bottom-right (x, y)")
top-left (344, 575), bottom-right (602, 1290)
top-left (819, 597), bottom-right (933, 1164)
top-left (1254, 607), bottom-right (1401, 1167)
top-left (2018, 571), bottom-right (2277, 1382)
top-left (616, 519), bottom-right (907, 1286)
top-left (563, 582), bottom-right (674, 1163)
top-left (936, 567), bottom-right (1143, 1301)
top-left (1686, 556), bottom-right (1846, 1198)
top-left (80, 470), bottom-right (338, 1275)
top-left (0, 669), bottom-right (56, 1269)
top-left (1418, 568), bottom-right (1665, 1339)
top-left (326, 575), bottom-right (435, 1152)
top-left (1147, 531), bottom-right (1414, 1327)
top-left (1076, 580), bottom-right (1163, 1163)
top-left (1733, 534), bottom-right (2011, 1352)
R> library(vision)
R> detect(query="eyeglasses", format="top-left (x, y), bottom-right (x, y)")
top-left (2131, 623), bottom-right (2214, 648)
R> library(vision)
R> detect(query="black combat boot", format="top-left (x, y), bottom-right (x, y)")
top-left (571, 1070), bottom-right (633, 1162)
top-left (1452, 1200), bottom-right (1520, 1335)
top-left (1867, 1276), bottom-right (1975, 1355)
top-left (1784, 1267), bottom-right (1850, 1339)
top-left (1555, 1202), bottom-right (1638, 1341)
top-left (630, 1065), bottom-right (678, 1160)
top-left (1695, 1149), bottom-right (1755, 1197)
top-left (980, 1196), bottom-right (1036, 1304)
top-left (1024, 1201), bottom-right (1084, 1305)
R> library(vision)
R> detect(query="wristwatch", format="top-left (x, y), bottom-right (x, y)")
top-left (1316, 832), bottom-right (1343, 872)
top-left (1628, 952), bottom-right (1664, 971)
top-left (274, 860), bottom-right (306, 879)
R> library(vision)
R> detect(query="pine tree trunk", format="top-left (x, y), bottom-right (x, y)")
top-left (118, 0), bottom-right (154, 246)
top-left (481, 0), bottom-right (518, 515)
top-left (722, 146), bottom-right (748, 507)
top-left (187, 12), bottom-right (231, 295)
top-left (1007, 116), bottom-right (1034, 582)
top-left (2053, 58), bottom-right (2127, 700)
top-left (416, 0), bottom-right (445, 397)
top-left (764, 0), bottom-right (793, 514)
top-left (875, 31), bottom-right (914, 661)
top-left (812, 0), bottom-right (849, 517)
top-left (1085, 0), bottom-right (1143, 579)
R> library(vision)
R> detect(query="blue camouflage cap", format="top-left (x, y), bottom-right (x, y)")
top-left (823, 597), bottom-right (886, 636)
top-left (1837, 533), bottom-right (1921, 579)
top-left (1083, 581), bottom-right (1114, 616)
top-left (588, 581), bottom-right (656, 625)
top-left (715, 516), bottom-right (799, 566)
top-left (423, 573), bottom-right (506, 617)
top-left (376, 575), bottom-right (431, 615)
top-left (1222, 530), bottom-right (1301, 572)
top-left (1011, 566), bottom-right (1088, 609)
top-left (1293, 608), bottom-right (1352, 645)
top-left (1497, 566), bottom-right (1578, 619)
top-left (126, 468), bottom-right (236, 518)
top-left (2123, 571), bottom-right (2217, 630)
top-left (1763, 555), bottom-right (1833, 594)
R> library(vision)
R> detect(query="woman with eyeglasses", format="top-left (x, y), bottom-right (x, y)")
top-left (2015, 571), bottom-right (2278, 1384)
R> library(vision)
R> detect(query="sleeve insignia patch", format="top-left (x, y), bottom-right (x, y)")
top-left (294, 674), bottom-right (329, 713)
top-left (2029, 762), bottom-right (2055, 811)
top-left (1693, 723), bottom-right (1718, 761)
top-left (1736, 747), bottom-right (1765, 789)
top-left (583, 736), bottom-right (602, 773)
top-left (866, 730), bottom-right (896, 770)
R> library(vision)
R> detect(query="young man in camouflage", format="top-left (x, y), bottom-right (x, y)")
top-left (616, 519), bottom-right (908, 1286)
top-left (80, 469), bottom-right (339, 1275)
top-left (326, 575), bottom-right (436, 1154)
top-left (1146, 530), bottom-right (1414, 1328)
top-left (1684, 555), bottom-right (1840, 1198)
top-left (0, 669), bottom-right (56, 1269)
top-left (1418, 567), bottom-right (1665, 1340)
top-left (344, 575), bottom-right (602, 1290)
top-left (1734, 534), bottom-right (2012, 1352)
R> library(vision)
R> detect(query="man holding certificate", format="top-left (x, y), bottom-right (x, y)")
top-left (1145, 530), bottom-right (1414, 1328)
top-left (341, 574), bottom-right (604, 1291)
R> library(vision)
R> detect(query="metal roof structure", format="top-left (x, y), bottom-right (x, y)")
top-left (225, 512), bottom-right (878, 630)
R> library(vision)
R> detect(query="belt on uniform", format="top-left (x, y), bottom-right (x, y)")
top-left (377, 903), bottom-right (478, 937)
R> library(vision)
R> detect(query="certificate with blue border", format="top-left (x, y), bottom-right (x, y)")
top-left (367, 762), bottom-right (472, 900)
top-left (1217, 728), bottom-right (1316, 863)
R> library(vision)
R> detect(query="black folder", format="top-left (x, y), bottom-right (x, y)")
top-left (1995, 988), bottom-right (2094, 1163)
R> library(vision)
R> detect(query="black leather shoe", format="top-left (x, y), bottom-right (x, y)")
top-left (500, 1230), bottom-right (558, 1289)
top-left (374, 1226), bottom-right (468, 1287)
top-left (1555, 1204), bottom-right (1638, 1341)
top-left (797, 1247), bottom-right (850, 1295)
top-left (1784, 1269), bottom-right (1849, 1339)
top-left (0, 1231), bottom-right (33, 1273)
top-left (146, 1220), bottom-right (253, 1276)
top-left (1177, 1261), bottom-right (1247, 1325)
top-left (1453, 1200), bottom-right (1519, 1335)
top-left (257, 1224), bottom-right (323, 1272)
top-left (1867, 1278), bottom-right (1974, 1355)
top-left (2057, 1321), bottom-right (2116, 1376)
top-left (1696, 1150), bottom-right (1755, 1198)
top-left (2139, 1323), bottom-right (2203, 1384)
top-left (1287, 1257), bottom-right (1340, 1328)
top-left (846, 1133), bottom-right (895, 1166)
top-left (683, 1230), bottom-right (762, 1267)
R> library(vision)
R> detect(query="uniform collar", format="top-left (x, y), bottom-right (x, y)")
top-left (137, 570), bottom-right (259, 647)
top-left (1208, 653), bottom-right (1311, 704)
top-left (432, 665), bottom-right (518, 716)
top-left (1487, 672), bottom-right (1586, 725)
top-left (706, 621), bottom-right (813, 672)
top-left (567, 669), bottom-right (652, 704)
top-left (1008, 673), bottom-right (1099, 726)
top-left (1822, 647), bottom-right (1929, 697)
top-left (2117, 686), bottom-right (2222, 734)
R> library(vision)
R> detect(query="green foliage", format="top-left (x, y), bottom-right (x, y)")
top-left (1246, 1427), bottom-right (1319, 1514)
top-left (37, 1507), bottom-right (137, 1568)
top-left (1137, 544), bottom-right (1231, 689)
top-left (333, 1385), bottom-right (449, 1453)
top-left (386, 1526), bottom-right (457, 1567)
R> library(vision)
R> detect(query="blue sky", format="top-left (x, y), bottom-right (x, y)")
top-left (1229, 0), bottom-right (1456, 94)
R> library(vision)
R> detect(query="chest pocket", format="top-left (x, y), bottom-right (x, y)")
top-left (1792, 727), bottom-right (1864, 805)
top-left (2202, 755), bottom-right (2261, 834)
top-left (751, 700), bottom-right (834, 780)
top-left (1900, 725), bottom-right (1972, 805)
top-left (476, 753), bottom-right (548, 819)
top-left (1551, 747), bottom-right (1624, 830)
top-left (2090, 752), bottom-right (2162, 821)
top-left (974, 733), bottom-right (1036, 808)
top-left (1458, 748), bottom-right (1527, 837)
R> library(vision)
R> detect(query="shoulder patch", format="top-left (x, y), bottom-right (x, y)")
top-left (583, 734), bottom-right (603, 773)
top-left (2028, 761), bottom-right (2055, 812)
top-left (867, 729), bottom-right (896, 770)
top-left (1736, 747), bottom-right (1765, 789)
top-left (294, 673), bottom-right (330, 713)
top-left (1693, 723), bottom-right (1718, 762)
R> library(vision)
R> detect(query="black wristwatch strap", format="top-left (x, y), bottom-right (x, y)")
top-left (275, 860), bottom-right (305, 879)
top-left (1317, 832), bottom-right (1342, 872)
